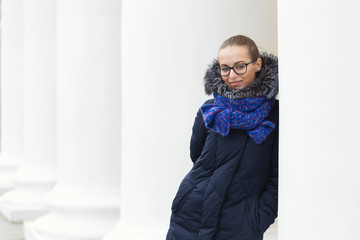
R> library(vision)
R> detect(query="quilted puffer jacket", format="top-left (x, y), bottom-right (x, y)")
top-left (167, 53), bottom-right (278, 240)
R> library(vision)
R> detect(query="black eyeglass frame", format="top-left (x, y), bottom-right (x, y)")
top-left (217, 59), bottom-right (257, 76)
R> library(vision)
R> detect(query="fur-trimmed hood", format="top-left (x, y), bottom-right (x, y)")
top-left (204, 52), bottom-right (278, 100)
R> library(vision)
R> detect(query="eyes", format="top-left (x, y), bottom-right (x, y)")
top-left (220, 66), bottom-right (229, 72)
top-left (216, 59), bottom-right (257, 76)
top-left (221, 64), bottom-right (246, 72)
top-left (217, 63), bottom-right (247, 76)
top-left (234, 64), bottom-right (246, 71)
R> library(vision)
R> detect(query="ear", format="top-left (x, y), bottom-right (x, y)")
top-left (255, 57), bottom-right (262, 71)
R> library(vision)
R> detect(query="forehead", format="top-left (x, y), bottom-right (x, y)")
top-left (218, 45), bottom-right (251, 65)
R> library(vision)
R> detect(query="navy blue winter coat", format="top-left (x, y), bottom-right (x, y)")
top-left (167, 53), bottom-right (279, 240)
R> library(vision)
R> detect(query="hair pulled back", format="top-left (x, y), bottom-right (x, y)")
top-left (220, 35), bottom-right (260, 61)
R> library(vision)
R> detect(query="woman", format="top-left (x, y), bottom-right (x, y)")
top-left (167, 35), bottom-right (278, 240)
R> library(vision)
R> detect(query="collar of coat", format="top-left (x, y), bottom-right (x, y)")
top-left (204, 52), bottom-right (278, 100)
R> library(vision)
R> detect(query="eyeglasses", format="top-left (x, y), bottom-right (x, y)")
top-left (216, 59), bottom-right (257, 76)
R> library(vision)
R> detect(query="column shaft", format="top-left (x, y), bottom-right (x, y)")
top-left (278, 1), bottom-right (360, 239)
top-left (104, 0), bottom-right (278, 239)
top-left (24, 0), bottom-right (122, 239)
top-left (0, 0), bottom-right (24, 194)
top-left (0, 0), bottom-right (57, 222)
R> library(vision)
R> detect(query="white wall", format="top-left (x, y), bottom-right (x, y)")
top-left (278, 1), bottom-right (360, 239)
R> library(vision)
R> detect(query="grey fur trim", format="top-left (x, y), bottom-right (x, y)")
top-left (204, 52), bottom-right (278, 100)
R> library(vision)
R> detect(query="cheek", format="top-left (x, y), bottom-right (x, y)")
top-left (244, 71), bottom-right (256, 82)
top-left (221, 76), bottom-right (229, 82)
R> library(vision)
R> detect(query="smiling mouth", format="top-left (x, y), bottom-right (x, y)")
top-left (228, 80), bottom-right (243, 86)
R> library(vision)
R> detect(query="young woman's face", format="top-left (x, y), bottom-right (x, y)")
top-left (218, 45), bottom-right (261, 90)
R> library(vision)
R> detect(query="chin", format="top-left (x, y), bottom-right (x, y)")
top-left (230, 85), bottom-right (246, 90)
top-left (225, 81), bottom-right (250, 91)
top-left (234, 86), bottom-right (244, 90)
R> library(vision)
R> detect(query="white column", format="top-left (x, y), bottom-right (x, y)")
top-left (24, 0), bottom-right (122, 239)
top-left (278, 1), bottom-right (360, 240)
top-left (0, 0), bottom-right (24, 195)
top-left (104, 0), bottom-right (278, 239)
top-left (0, 0), bottom-right (57, 222)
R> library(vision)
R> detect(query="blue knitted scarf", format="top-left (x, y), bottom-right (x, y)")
top-left (200, 94), bottom-right (276, 144)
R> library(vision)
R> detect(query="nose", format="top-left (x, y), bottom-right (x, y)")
top-left (229, 68), bottom-right (237, 79)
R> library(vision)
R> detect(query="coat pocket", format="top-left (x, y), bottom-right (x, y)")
top-left (171, 177), bottom-right (194, 214)
top-left (245, 196), bottom-right (262, 235)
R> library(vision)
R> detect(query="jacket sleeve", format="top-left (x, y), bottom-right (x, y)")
top-left (248, 125), bottom-right (279, 234)
top-left (189, 106), bottom-right (209, 163)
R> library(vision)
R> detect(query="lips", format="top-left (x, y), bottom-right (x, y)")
top-left (228, 80), bottom-right (243, 87)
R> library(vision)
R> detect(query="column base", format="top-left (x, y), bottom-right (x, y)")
top-left (103, 222), bottom-right (167, 240)
top-left (264, 220), bottom-right (278, 240)
top-left (23, 221), bottom-right (44, 240)
top-left (23, 185), bottom-right (120, 240)
top-left (0, 196), bottom-right (49, 223)
top-left (24, 215), bottom-right (111, 240)
top-left (0, 155), bottom-right (21, 194)
top-left (0, 165), bottom-right (55, 222)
